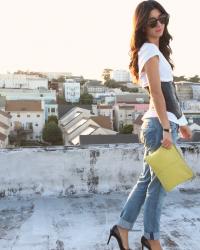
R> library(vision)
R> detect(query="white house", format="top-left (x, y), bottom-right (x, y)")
top-left (0, 88), bottom-right (58, 121)
top-left (113, 103), bottom-right (135, 131)
top-left (0, 74), bottom-right (48, 89)
top-left (83, 81), bottom-right (108, 96)
top-left (111, 70), bottom-right (131, 82)
top-left (64, 79), bottom-right (80, 103)
top-left (0, 110), bottom-right (11, 148)
top-left (5, 100), bottom-right (45, 141)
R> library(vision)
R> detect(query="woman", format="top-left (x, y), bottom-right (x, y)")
top-left (107, 1), bottom-right (192, 250)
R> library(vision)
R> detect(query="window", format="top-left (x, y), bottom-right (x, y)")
top-left (67, 118), bottom-right (87, 134)
top-left (51, 108), bottom-right (55, 113)
top-left (71, 126), bottom-right (96, 145)
top-left (27, 114), bottom-right (30, 118)
top-left (37, 114), bottom-right (40, 117)
top-left (35, 124), bottom-right (38, 126)
top-left (17, 114), bottom-right (20, 117)
top-left (26, 122), bottom-right (33, 129)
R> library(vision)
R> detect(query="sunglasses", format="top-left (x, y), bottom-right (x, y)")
top-left (147, 14), bottom-right (169, 28)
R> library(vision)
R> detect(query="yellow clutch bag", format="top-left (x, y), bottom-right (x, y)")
top-left (145, 144), bottom-right (194, 192)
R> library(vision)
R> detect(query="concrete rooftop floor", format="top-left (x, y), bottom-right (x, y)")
top-left (0, 190), bottom-right (199, 250)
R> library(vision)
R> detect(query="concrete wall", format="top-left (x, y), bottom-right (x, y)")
top-left (0, 144), bottom-right (199, 197)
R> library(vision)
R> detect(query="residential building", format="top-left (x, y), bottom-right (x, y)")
top-left (45, 100), bottom-right (58, 121)
top-left (90, 116), bottom-right (113, 131)
top-left (113, 104), bottom-right (135, 131)
top-left (83, 80), bottom-right (108, 96)
top-left (58, 104), bottom-right (92, 119)
top-left (0, 74), bottom-right (48, 89)
top-left (182, 100), bottom-right (200, 112)
top-left (192, 84), bottom-right (200, 100)
top-left (64, 79), bottom-right (80, 103)
top-left (0, 87), bottom-right (56, 101)
top-left (111, 69), bottom-right (131, 82)
top-left (104, 95), bottom-right (116, 105)
top-left (92, 104), bottom-right (114, 129)
top-left (175, 81), bottom-right (193, 102)
top-left (0, 110), bottom-right (11, 148)
top-left (59, 107), bottom-right (117, 146)
top-left (115, 93), bottom-right (149, 119)
top-left (115, 93), bottom-right (149, 104)
top-left (0, 88), bottom-right (58, 121)
top-left (5, 100), bottom-right (45, 141)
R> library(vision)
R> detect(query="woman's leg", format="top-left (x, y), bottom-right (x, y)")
top-left (116, 118), bottom-right (178, 249)
top-left (117, 159), bottom-right (152, 230)
top-left (143, 120), bottom-right (179, 249)
top-left (115, 118), bottom-right (160, 247)
top-left (115, 159), bottom-right (152, 249)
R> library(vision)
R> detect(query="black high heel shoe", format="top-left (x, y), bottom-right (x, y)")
top-left (141, 236), bottom-right (152, 250)
top-left (107, 225), bottom-right (132, 250)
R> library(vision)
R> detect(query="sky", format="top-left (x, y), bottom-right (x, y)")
top-left (0, 0), bottom-right (199, 80)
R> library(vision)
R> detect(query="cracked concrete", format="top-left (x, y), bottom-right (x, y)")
top-left (0, 190), bottom-right (199, 250)
top-left (0, 145), bottom-right (199, 249)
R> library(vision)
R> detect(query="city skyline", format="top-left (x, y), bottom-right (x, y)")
top-left (0, 0), bottom-right (199, 80)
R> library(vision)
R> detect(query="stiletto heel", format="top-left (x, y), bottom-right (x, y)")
top-left (107, 225), bottom-right (131, 250)
top-left (107, 230), bottom-right (112, 245)
top-left (141, 236), bottom-right (152, 250)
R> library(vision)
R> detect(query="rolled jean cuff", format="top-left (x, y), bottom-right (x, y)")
top-left (117, 217), bottom-right (133, 231)
top-left (144, 231), bottom-right (160, 240)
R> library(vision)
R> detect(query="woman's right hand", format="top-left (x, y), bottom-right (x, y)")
top-left (161, 131), bottom-right (173, 149)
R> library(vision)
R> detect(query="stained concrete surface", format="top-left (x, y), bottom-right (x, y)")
top-left (0, 190), bottom-right (199, 250)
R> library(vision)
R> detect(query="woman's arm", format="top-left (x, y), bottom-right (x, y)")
top-left (144, 55), bottom-right (173, 148)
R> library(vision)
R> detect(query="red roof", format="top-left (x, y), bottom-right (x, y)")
top-left (6, 100), bottom-right (42, 112)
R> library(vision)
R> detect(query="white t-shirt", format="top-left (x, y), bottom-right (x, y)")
top-left (138, 42), bottom-right (187, 126)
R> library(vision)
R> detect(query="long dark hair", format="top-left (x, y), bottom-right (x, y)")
top-left (129, 0), bottom-right (174, 81)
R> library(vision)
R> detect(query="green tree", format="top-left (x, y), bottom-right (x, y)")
top-left (42, 121), bottom-right (63, 145)
top-left (104, 79), bottom-right (118, 88)
top-left (173, 75), bottom-right (188, 82)
top-left (119, 124), bottom-right (133, 134)
top-left (80, 79), bottom-right (87, 86)
top-left (102, 68), bottom-right (113, 82)
top-left (188, 75), bottom-right (200, 83)
top-left (130, 88), bottom-right (139, 93)
top-left (79, 93), bottom-right (93, 104)
top-left (47, 115), bottom-right (58, 124)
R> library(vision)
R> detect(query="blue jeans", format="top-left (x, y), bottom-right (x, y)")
top-left (117, 117), bottom-right (179, 240)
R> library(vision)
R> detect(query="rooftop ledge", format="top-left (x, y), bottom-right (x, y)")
top-left (0, 144), bottom-right (199, 250)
